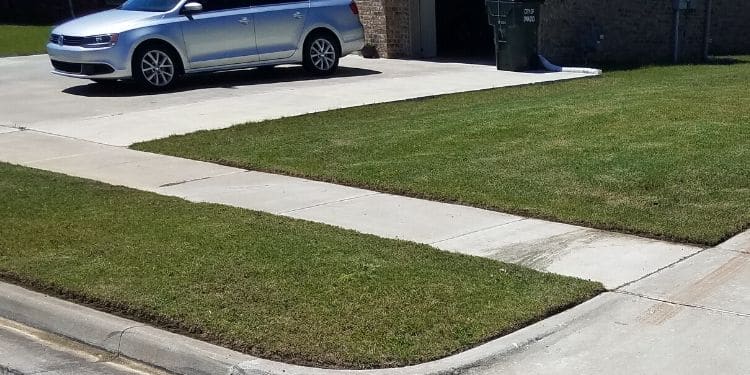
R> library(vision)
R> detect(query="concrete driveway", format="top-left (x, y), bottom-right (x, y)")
top-left (0, 54), bottom-right (590, 146)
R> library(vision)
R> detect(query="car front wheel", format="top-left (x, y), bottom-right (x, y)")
top-left (133, 47), bottom-right (178, 90)
top-left (303, 33), bottom-right (340, 76)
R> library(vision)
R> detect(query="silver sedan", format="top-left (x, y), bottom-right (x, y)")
top-left (47, 0), bottom-right (365, 89)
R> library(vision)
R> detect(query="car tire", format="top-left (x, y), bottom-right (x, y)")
top-left (303, 32), bottom-right (340, 76)
top-left (132, 45), bottom-right (180, 90)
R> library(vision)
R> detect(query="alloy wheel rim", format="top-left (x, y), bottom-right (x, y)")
top-left (141, 50), bottom-right (174, 87)
top-left (310, 38), bottom-right (336, 71)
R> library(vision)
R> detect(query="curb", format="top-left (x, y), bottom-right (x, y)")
top-left (0, 281), bottom-right (611, 375)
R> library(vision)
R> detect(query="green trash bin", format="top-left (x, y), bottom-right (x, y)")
top-left (486, 0), bottom-right (544, 71)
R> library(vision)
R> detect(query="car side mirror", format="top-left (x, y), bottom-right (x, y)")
top-left (183, 2), bottom-right (203, 14)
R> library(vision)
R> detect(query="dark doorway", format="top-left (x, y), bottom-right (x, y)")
top-left (435, 0), bottom-right (495, 58)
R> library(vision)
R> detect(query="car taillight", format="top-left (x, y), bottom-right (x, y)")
top-left (349, 1), bottom-right (359, 15)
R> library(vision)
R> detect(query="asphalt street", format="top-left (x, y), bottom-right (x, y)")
top-left (0, 317), bottom-right (166, 375)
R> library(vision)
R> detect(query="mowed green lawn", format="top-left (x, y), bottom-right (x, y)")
top-left (134, 58), bottom-right (750, 245)
top-left (0, 163), bottom-right (602, 368)
top-left (0, 25), bottom-right (50, 57)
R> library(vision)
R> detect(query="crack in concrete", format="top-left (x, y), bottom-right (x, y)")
top-left (0, 123), bottom-right (28, 129)
top-left (157, 170), bottom-right (245, 188)
top-left (0, 364), bottom-right (25, 375)
top-left (615, 290), bottom-right (750, 318)
top-left (115, 325), bottom-right (149, 358)
top-left (85, 112), bottom-right (125, 121)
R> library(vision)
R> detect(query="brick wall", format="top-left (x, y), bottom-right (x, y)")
top-left (539, 0), bottom-right (708, 66)
top-left (383, 0), bottom-right (412, 57)
top-left (710, 0), bottom-right (750, 55)
top-left (357, 0), bottom-right (388, 53)
top-left (358, 0), bottom-right (412, 58)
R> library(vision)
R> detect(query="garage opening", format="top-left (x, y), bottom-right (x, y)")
top-left (434, 0), bottom-right (495, 58)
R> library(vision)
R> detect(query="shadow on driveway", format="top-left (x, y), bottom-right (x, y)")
top-left (62, 65), bottom-right (381, 97)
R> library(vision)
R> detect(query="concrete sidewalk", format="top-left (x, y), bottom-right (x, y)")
top-left (0, 129), bottom-right (700, 289)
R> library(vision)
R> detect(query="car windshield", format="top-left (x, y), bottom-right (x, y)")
top-left (119, 0), bottom-right (181, 12)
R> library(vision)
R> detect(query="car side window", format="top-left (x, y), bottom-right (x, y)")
top-left (198, 0), bottom-right (252, 11)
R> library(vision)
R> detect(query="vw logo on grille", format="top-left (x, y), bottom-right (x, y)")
top-left (58, 35), bottom-right (64, 46)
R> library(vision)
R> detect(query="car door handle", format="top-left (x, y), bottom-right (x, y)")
top-left (238, 17), bottom-right (250, 25)
top-left (292, 12), bottom-right (303, 19)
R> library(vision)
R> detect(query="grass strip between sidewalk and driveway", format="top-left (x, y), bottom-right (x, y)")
top-left (0, 163), bottom-right (603, 369)
top-left (133, 58), bottom-right (750, 246)
top-left (0, 25), bottom-right (50, 57)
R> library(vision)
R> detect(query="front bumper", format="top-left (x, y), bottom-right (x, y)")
top-left (47, 42), bottom-right (132, 79)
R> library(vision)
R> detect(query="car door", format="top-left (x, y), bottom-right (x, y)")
top-left (180, 0), bottom-right (259, 69)
top-left (251, 0), bottom-right (310, 61)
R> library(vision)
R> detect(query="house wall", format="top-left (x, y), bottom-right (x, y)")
top-left (383, 0), bottom-right (412, 57)
top-left (359, 0), bottom-right (749, 64)
top-left (357, 0), bottom-right (389, 53)
top-left (709, 0), bottom-right (750, 55)
top-left (539, 0), bottom-right (708, 65)
top-left (358, 0), bottom-right (413, 58)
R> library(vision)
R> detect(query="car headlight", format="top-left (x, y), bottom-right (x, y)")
top-left (81, 34), bottom-right (119, 48)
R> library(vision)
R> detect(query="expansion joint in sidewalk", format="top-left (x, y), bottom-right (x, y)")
top-left (428, 218), bottom-right (527, 246)
top-left (613, 247), bottom-right (710, 291)
top-left (22, 128), bottom-right (127, 148)
top-left (277, 192), bottom-right (382, 214)
top-left (718, 247), bottom-right (750, 255)
top-left (614, 290), bottom-right (750, 318)
top-left (24, 151), bottom-right (109, 165)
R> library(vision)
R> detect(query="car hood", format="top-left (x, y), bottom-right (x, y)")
top-left (53, 9), bottom-right (164, 36)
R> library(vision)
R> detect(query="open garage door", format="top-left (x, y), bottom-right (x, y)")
top-left (435, 0), bottom-right (495, 58)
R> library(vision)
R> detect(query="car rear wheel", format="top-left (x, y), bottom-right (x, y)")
top-left (133, 47), bottom-right (178, 90)
top-left (303, 33), bottom-right (339, 76)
